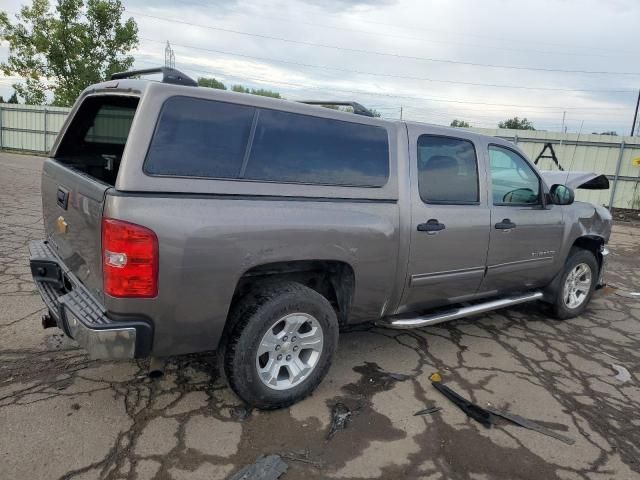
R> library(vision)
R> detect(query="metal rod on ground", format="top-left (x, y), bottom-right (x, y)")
top-left (631, 89), bottom-right (640, 136)
top-left (608, 141), bottom-right (626, 210)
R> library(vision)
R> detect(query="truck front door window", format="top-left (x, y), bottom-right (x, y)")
top-left (489, 146), bottom-right (540, 205)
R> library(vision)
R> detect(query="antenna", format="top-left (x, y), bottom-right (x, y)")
top-left (564, 120), bottom-right (584, 185)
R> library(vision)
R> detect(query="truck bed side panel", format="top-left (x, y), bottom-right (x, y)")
top-left (104, 193), bottom-right (399, 356)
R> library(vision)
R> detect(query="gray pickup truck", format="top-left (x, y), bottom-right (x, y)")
top-left (29, 68), bottom-right (612, 409)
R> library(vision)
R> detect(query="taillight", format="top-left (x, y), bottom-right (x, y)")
top-left (101, 218), bottom-right (158, 298)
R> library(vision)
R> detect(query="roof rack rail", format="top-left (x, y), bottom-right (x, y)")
top-left (110, 67), bottom-right (197, 87)
top-left (298, 101), bottom-right (375, 117)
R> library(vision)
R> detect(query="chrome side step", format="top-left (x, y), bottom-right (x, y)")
top-left (377, 292), bottom-right (543, 329)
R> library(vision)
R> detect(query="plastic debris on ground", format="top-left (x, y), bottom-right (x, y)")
top-left (228, 455), bottom-right (288, 480)
top-left (430, 372), bottom-right (574, 443)
top-left (612, 364), bottom-right (632, 382)
top-left (327, 402), bottom-right (352, 439)
top-left (487, 407), bottom-right (575, 445)
top-left (430, 373), bottom-right (494, 428)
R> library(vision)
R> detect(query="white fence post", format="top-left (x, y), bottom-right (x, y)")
top-left (608, 141), bottom-right (625, 210)
top-left (43, 107), bottom-right (48, 153)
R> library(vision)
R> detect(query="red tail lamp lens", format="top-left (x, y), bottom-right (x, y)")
top-left (102, 218), bottom-right (158, 298)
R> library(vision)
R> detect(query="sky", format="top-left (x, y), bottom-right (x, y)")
top-left (1, 0), bottom-right (639, 134)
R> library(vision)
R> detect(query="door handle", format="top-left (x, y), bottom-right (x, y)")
top-left (495, 218), bottom-right (516, 230)
top-left (417, 219), bottom-right (446, 234)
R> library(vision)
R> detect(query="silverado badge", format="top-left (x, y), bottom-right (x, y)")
top-left (57, 216), bottom-right (68, 234)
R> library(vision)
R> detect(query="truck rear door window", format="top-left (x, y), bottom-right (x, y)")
top-left (245, 109), bottom-right (389, 187)
top-left (145, 97), bottom-right (255, 178)
top-left (417, 135), bottom-right (479, 204)
top-left (56, 95), bottom-right (139, 186)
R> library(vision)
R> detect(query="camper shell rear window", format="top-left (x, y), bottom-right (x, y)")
top-left (55, 95), bottom-right (139, 186)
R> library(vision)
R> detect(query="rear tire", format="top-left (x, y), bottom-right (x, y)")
top-left (224, 282), bottom-right (338, 409)
top-left (550, 248), bottom-right (598, 320)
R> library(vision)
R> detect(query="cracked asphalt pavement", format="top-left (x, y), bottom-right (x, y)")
top-left (1, 152), bottom-right (639, 480)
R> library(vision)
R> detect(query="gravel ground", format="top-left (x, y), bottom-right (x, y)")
top-left (1, 152), bottom-right (639, 480)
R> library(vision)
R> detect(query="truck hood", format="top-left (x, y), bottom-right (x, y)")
top-left (540, 171), bottom-right (609, 190)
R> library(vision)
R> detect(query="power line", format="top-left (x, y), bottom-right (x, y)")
top-left (170, 1), bottom-right (635, 60)
top-left (127, 11), bottom-right (640, 77)
top-left (140, 38), bottom-right (636, 94)
top-left (132, 57), bottom-right (631, 113)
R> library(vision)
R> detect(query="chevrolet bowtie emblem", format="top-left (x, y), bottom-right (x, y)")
top-left (57, 216), bottom-right (68, 234)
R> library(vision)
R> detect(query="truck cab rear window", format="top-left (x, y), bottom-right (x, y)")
top-left (144, 96), bottom-right (389, 187)
top-left (56, 95), bottom-right (139, 186)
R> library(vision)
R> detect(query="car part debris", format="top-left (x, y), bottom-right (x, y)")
top-left (414, 406), bottom-right (442, 416)
top-left (612, 364), bottom-right (632, 382)
top-left (387, 372), bottom-right (411, 381)
top-left (615, 290), bottom-right (640, 299)
top-left (327, 402), bottom-right (352, 439)
top-left (487, 408), bottom-right (575, 445)
top-left (432, 382), bottom-right (495, 428)
top-left (281, 448), bottom-right (323, 468)
top-left (229, 455), bottom-right (288, 480)
top-left (230, 405), bottom-right (253, 421)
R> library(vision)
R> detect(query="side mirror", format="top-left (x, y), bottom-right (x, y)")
top-left (550, 184), bottom-right (574, 205)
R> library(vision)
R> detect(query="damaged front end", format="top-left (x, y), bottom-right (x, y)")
top-left (541, 170), bottom-right (613, 289)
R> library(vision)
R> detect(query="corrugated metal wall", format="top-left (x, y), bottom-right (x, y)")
top-left (1, 102), bottom-right (638, 209)
top-left (0, 103), bottom-right (68, 152)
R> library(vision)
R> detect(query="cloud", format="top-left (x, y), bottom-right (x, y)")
top-left (1, 0), bottom-right (638, 133)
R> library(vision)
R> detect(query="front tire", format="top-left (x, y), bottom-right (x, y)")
top-left (550, 248), bottom-right (598, 319)
top-left (224, 282), bottom-right (338, 409)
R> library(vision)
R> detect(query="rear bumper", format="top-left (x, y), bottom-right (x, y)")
top-left (29, 240), bottom-right (152, 359)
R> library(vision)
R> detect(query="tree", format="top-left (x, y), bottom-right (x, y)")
top-left (7, 92), bottom-right (19, 103)
top-left (498, 117), bottom-right (535, 130)
top-left (0, 0), bottom-right (138, 106)
top-left (231, 85), bottom-right (281, 98)
top-left (592, 131), bottom-right (618, 136)
top-left (197, 77), bottom-right (226, 90)
top-left (450, 119), bottom-right (470, 128)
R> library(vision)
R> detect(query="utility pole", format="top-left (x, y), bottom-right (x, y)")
top-left (631, 89), bottom-right (640, 136)
top-left (400, 106), bottom-right (403, 120)
top-left (165, 41), bottom-right (175, 69)
top-left (561, 111), bottom-right (566, 133)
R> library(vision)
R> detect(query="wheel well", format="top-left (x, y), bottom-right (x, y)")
top-left (571, 235), bottom-right (605, 272)
top-left (229, 260), bottom-right (355, 326)
top-left (572, 236), bottom-right (603, 258)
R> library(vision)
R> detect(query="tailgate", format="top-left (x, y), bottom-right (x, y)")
top-left (43, 93), bottom-right (140, 301)
top-left (42, 159), bottom-right (108, 300)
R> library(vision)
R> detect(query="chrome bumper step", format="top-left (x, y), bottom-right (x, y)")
top-left (377, 292), bottom-right (543, 329)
